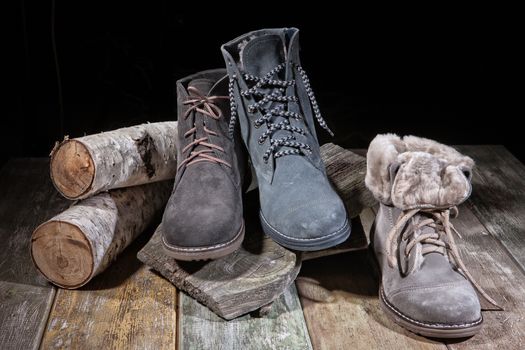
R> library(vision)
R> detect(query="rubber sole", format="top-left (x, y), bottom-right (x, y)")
top-left (161, 221), bottom-right (245, 261)
top-left (379, 285), bottom-right (483, 338)
top-left (259, 211), bottom-right (351, 251)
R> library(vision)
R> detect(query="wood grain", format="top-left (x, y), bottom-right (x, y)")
top-left (321, 143), bottom-right (376, 219)
top-left (0, 159), bottom-right (70, 286)
top-left (0, 281), bottom-right (56, 350)
top-left (0, 159), bottom-right (66, 350)
top-left (50, 122), bottom-right (178, 199)
top-left (31, 180), bottom-right (172, 289)
top-left (444, 205), bottom-right (525, 349)
top-left (138, 218), bottom-right (300, 320)
top-left (458, 145), bottom-right (525, 271)
top-left (179, 283), bottom-right (312, 350)
top-left (40, 234), bottom-right (177, 350)
top-left (297, 209), bottom-right (446, 350)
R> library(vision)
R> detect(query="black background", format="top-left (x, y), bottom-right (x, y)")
top-left (5, 2), bottom-right (520, 169)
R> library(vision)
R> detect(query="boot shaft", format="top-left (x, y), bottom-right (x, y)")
top-left (221, 28), bottom-right (330, 184)
top-left (175, 69), bottom-right (245, 190)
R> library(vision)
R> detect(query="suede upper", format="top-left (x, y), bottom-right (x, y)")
top-left (221, 28), bottom-right (350, 249)
top-left (162, 70), bottom-right (245, 248)
top-left (372, 204), bottom-right (482, 325)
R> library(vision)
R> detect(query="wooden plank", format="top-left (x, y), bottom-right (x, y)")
top-left (0, 281), bottom-right (55, 350)
top-left (0, 159), bottom-right (69, 350)
top-left (40, 233), bottom-right (177, 350)
top-left (321, 143), bottom-right (376, 219)
top-left (458, 145), bottom-right (525, 270)
top-left (444, 206), bottom-right (525, 348)
top-left (179, 283), bottom-right (313, 350)
top-left (0, 158), bottom-right (71, 286)
top-left (297, 209), bottom-right (446, 350)
top-left (138, 216), bottom-right (300, 320)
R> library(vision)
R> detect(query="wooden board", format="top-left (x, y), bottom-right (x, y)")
top-left (179, 283), bottom-right (312, 350)
top-left (297, 208), bottom-right (446, 350)
top-left (444, 205), bottom-right (525, 348)
top-left (458, 145), bottom-right (525, 270)
top-left (321, 143), bottom-right (376, 219)
top-left (0, 159), bottom-right (70, 286)
top-left (40, 233), bottom-right (177, 350)
top-left (0, 281), bottom-right (56, 350)
top-left (0, 159), bottom-right (69, 350)
top-left (138, 212), bottom-right (300, 320)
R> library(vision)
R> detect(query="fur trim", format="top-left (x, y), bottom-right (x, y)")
top-left (365, 134), bottom-right (474, 209)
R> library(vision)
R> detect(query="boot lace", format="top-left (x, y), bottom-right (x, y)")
top-left (228, 64), bottom-right (333, 163)
top-left (177, 86), bottom-right (231, 170)
top-left (386, 207), bottom-right (501, 309)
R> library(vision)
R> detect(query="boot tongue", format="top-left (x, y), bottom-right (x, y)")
top-left (187, 78), bottom-right (215, 96)
top-left (186, 78), bottom-right (216, 151)
top-left (400, 213), bottom-right (448, 276)
top-left (240, 34), bottom-right (286, 76)
top-left (241, 34), bottom-right (297, 161)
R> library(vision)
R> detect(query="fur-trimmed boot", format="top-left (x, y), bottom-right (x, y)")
top-left (366, 134), bottom-right (500, 338)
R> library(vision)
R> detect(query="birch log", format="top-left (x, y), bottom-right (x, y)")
top-left (31, 180), bottom-right (172, 289)
top-left (50, 122), bottom-right (178, 199)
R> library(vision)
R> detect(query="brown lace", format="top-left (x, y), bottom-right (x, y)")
top-left (386, 207), bottom-right (502, 309)
top-left (177, 86), bottom-right (231, 170)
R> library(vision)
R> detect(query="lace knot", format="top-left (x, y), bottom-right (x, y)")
top-left (385, 207), bottom-right (502, 309)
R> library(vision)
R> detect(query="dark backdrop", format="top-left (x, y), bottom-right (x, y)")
top-left (5, 2), bottom-right (520, 169)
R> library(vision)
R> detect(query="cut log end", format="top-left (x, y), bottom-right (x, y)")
top-left (31, 221), bottom-right (94, 289)
top-left (50, 139), bottom-right (95, 199)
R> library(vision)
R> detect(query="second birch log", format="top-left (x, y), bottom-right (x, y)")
top-left (30, 180), bottom-right (172, 289)
top-left (50, 122), bottom-right (178, 199)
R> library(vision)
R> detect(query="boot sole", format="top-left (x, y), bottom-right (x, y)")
top-left (259, 211), bottom-right (351, 251)
top-left (161, 221), bottom-right (245, 261)
top-left (379, 285), bottom-right (483, 338)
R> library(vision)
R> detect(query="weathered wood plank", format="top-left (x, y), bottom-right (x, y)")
top-left (321, 143), bottom-right (376, 219)
top-left (0, 281), bottom-right (55, 350)
top-left (301, 144), bottom-right (373, 260)
top-left (0, 159), bottom-right (68, 350)
top-left (40, 234), bottom-right (177, 350)
top-left (138, 216), bottom-right (300, 320)
top-left (0, 159), bottom-right (70, 286)
top-left (458, 145), bottom-right (525, 271)
top-left (444, 206), bottom-right (525, 349)
top-left (179, 283), bottom-right (312, 350)
top-left (297, 209), bottom-right (446, 350)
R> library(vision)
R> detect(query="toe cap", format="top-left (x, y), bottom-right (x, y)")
top-left (387, 281), bottom-right (482, 326)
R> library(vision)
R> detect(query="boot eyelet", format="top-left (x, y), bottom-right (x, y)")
top-left (258, 139), bottom-right (264, 145)
top-left (254, 123), bottom-right (260, 129)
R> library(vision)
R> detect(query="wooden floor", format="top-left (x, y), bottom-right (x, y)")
top-left (0, 145), bottom-right (524, 350)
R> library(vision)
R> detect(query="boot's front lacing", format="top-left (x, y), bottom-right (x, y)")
top-left (228, 63), bottom-right (333, 163)
top-left (178, 86), bottom-right (231, 170)
top-left (386, 207), bottom-right (502, 309)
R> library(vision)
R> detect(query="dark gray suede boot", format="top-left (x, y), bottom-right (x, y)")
top-left (221, 28), bottom-right (350, 251)
top-left (366, 134), bottom-right (500, 338)
top-left (162, 69), bottom-right (245, 260)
